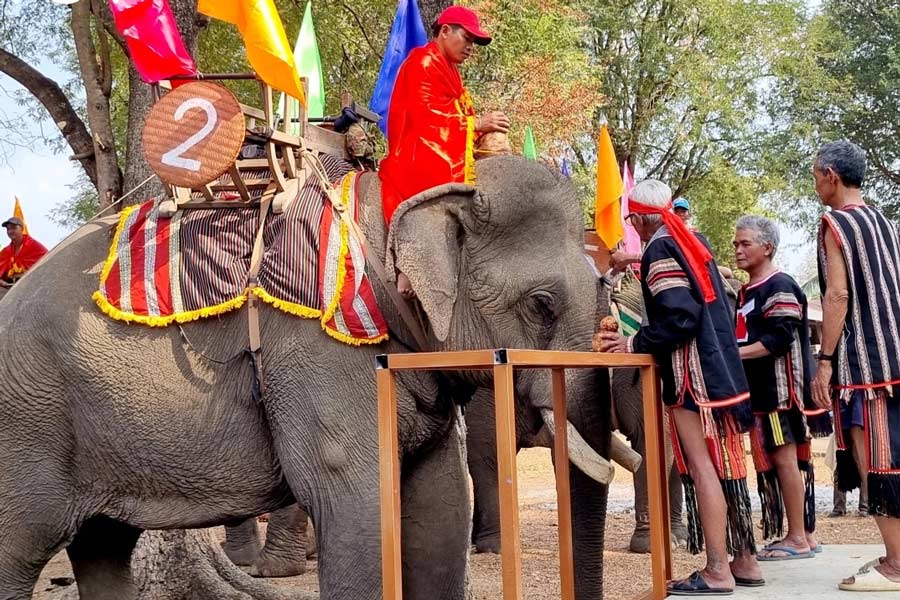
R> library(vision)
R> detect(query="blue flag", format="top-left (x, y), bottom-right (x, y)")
top-left (370, 0), bottom-right (428, 135)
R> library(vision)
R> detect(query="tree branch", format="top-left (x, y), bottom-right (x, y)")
top-left (0, 47), bottom-right (97, 186)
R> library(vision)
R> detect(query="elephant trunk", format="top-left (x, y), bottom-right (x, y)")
top-left (567, 366), bottom-right (610, 600)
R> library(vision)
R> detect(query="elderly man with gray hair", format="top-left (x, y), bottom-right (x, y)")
top-left (599, 179), bottom-right (760, 594)
top-left (732, 215), bottom-right (831, 563)
top-left (811, 139), bottom-right (900, 591)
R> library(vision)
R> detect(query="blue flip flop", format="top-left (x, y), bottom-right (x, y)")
top-left (757, 545), bottom-right (815, 561)
top-left (813, 543), bottom-right (824, 554)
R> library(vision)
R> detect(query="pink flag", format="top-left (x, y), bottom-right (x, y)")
top-left (108, 0), bottom-right (197, 83)
top-left (620, 163), bottom-right (642, 254)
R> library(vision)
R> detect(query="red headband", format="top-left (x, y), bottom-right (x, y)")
top-left (629, 199), bottom-right (717, 303)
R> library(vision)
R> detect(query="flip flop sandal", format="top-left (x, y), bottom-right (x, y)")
top-left (757, 544), bottom-right (814, 561)
top-left (734, 576), bottom-right (765, 587)
top-left (667, 571), bottom-right (733, 596)
top-left (839, 565), bottom-right (900, 592)
top-left (812, 543), bottom-right (824, 554)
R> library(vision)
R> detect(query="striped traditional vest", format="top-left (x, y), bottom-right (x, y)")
top-left (818, 204), bottom-right (900, 396)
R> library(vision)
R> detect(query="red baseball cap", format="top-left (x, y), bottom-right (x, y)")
top-left (436, 6), bottom-right (492, 45)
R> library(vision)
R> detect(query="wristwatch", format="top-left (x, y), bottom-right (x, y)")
top-left (817, 352), bottom-right (834, 362)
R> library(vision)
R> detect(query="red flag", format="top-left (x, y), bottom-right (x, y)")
top-left (108, 0), bottom-right (197, 83)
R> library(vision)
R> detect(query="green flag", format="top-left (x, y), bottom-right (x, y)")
top-left (279, 1), bottom-right (325, 129)
top-left (523, 126), bottom-right (537, 160)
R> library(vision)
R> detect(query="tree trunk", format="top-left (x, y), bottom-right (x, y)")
top-left (71, 0), bottom-right (123, 209)
top-left (418, 0), bottom-right (453, 31)
top-left (130, 529), bottom-right (313, 600)
top-left (122, 0), bottom-right (206, 202)
top-left (0, 48), bottom-right (98, 188)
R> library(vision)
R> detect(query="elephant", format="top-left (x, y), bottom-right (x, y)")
top-left (465, 266), bottom-right (744, 555)
top-left (0, 155), bottom-right (613, 600)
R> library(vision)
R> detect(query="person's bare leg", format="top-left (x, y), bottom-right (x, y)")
top-left (671, 408), bottom-right (736, 589)
top-left (873, 517), bottom-right (900, 582)
top-left (731, 548), bottom-right (762, 583)
top-left (841, 517), bottom-right (900, 585)
top-left (758, 443), bottom-right (813, 558)
top-left (850, 426), bottom-right (869, 513)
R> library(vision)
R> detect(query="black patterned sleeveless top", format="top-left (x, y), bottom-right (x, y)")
top-left (817, 204), bottom-right (900, 398)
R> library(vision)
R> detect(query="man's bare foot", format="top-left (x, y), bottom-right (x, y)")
top-left (876, 558), bottom-right (900, 583)
top-left (758, 536), bottom-right (811, 559)
top-left (730, 552), bottom-right (763, 582)
top-left (805, 532), bottom-right (819, 552)
top-left (397, 272), bottom-right (416, 300)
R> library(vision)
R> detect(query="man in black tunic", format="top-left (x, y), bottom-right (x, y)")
top-left (733, 215), bottom-right (831, 560)
top-left (812, 139), bottom-right (900, 591)
top-left (600, 179), bottom-right (760, 595)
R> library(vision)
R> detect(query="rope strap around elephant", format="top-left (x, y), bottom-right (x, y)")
top-left (301, 149), bottom-right (431, 352)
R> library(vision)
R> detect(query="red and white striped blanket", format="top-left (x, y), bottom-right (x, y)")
top-left (93, 156), bottom-right (387, 346)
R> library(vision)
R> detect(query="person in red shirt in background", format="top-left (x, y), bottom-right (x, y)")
top-left (0, 217), bottom-right (48, 287)
top-left (379, 5), bottom-right (510, 298)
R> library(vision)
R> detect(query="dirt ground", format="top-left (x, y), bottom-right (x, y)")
top-left (34, 443), bottom-right (881, 599)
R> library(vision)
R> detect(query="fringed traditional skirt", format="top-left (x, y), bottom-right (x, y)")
top-left (834, 389), bottom-right (900, 518)
top-left (748, 409), bottom-right (819, 540)
top-left (670, 408), bottom-right (757, 555)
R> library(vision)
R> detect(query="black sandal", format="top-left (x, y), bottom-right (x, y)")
top-left (734, 575), bottom-right (765, 587)
top-left (668, 571), bottom-right (734, 596)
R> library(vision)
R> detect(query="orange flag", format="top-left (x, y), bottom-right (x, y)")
top-left (198, 0), bottom-right (307, 106)
top-left (13, 196), bottom-right (28, 236)
top-left (594, 124), bottom-right (624, 249)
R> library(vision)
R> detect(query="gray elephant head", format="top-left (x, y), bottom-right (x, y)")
top-left (378, 155), bottom-right (610, 598)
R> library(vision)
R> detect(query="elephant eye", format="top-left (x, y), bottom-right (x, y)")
top-left (527, 291), bottom-right (558, 324)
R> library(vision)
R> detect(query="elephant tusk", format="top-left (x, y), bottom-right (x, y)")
top-left (540, 409), bottom-right (615, 485)
top-left (609, 434), bottom-right (643, 473)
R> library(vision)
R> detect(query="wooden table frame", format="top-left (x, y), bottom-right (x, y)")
top-left (376, 349), bottom-right (672, 600)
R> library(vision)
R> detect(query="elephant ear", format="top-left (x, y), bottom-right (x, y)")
top-left (391, 190), bottom-right (470, 342)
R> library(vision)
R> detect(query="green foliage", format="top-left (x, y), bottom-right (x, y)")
top-left (765, 0), bottom-right (900, 228)
top-left (577, 0), bottom-right (806, 192)
top-left (688, 158), bottom-right (775, 270)
top-left (463, 0), bottom-right (602, 152)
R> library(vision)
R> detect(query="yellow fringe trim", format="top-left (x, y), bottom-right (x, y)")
top-left (99, 203), bottom-right (140, 285)
top-left (92, 289), bottom-right (248, 327)
top-left (464, 115), bottom-right (476, 186)
top-left (251, 286), bottom-right (322, 319)
top-left (323, 326), bottom-right (389, 346)
top-left (94, 185), bottom-right (386, 345)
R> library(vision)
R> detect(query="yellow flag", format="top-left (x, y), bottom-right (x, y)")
top-left (594, 124), bottom-right (624, 249)
top-left (198, 0), bottom-right (307, 106)
top-left (13, 196), bottom-right (28, 236)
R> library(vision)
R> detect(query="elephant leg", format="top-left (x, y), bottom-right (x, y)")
top-left (222, 517), bottom-right (263, 567)
top-left (0, 521), bottom-right (66, 600)
top-left (66, 516), bottom-right (143, 600)
top-left (249, 504), bottom-right (308, 578)
top-left (465, 390), bottom-right (502, 554)
top-left (402, 413), bottom-right (471, 600)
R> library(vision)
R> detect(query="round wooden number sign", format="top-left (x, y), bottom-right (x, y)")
top-left (142, 81), bottom-right (245, 188)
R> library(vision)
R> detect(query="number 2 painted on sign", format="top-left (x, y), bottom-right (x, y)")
top-left (161, 98), bottom-right (218, 172)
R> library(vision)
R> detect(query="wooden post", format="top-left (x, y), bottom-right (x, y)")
top-left (377, 362), bottom-right (403, 600)
top-left (641, 363), bottom-right (672, 600)
top-left (551, 368), bottom-right (575, 600)
top-left (493, 362), bottom-right (523, 600)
